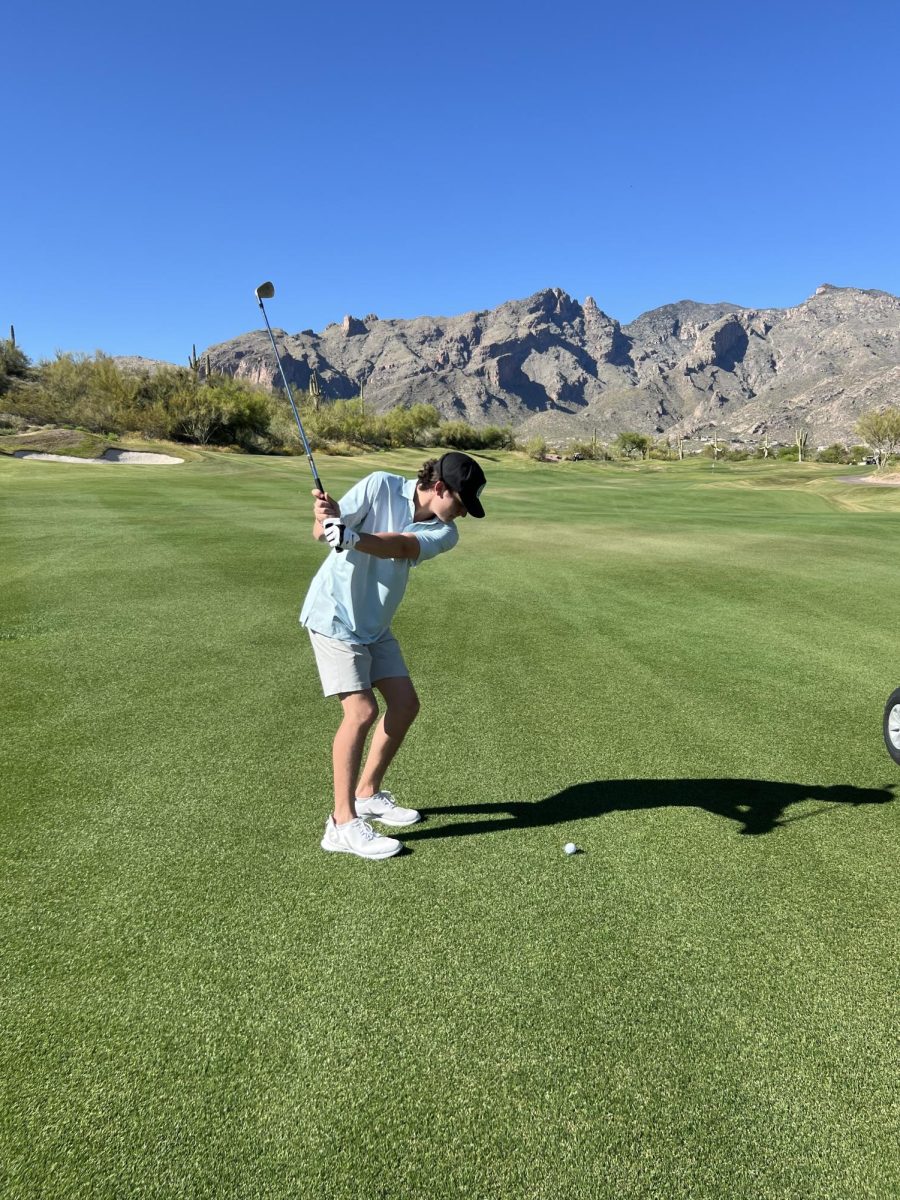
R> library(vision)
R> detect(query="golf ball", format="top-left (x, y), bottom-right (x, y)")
top-left (564, 842), bottom-right (577, 856)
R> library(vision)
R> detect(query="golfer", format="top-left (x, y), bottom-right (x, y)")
top-left (301, 452), bottom-right (487, 860)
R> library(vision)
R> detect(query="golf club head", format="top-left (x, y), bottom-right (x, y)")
top-left (255, 281), bottom-right (275, 301)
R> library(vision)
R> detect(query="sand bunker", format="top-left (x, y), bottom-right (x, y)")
top-left (14, 449), bottom-right (184, 465)
top-left (839, 473), bottom-right (900, 487)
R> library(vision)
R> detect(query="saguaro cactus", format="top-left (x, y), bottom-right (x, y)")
top-left (9, 324), bottom-right (15, 347)
top-left (794, 427), bottom-right (808, 463)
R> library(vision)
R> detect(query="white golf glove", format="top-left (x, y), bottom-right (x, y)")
top-left (323, 517), bottom-right (360, 552)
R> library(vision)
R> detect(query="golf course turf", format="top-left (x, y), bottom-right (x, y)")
top-left (1, 449), bottom-right (898, 1199)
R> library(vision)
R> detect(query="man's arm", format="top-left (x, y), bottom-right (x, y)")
top-left (313, 484), bottom-right (419, 559)
top-left (324, 520), bottom-right (422, 561)
top-left (354, 532), bottom-right (420, 561)
top-left (323, 519), bottom-right (420, 561)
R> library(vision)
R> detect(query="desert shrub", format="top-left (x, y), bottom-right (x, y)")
top-left (0, 411), bottom-right (29, 432)
top-left (158, 386), bottom-right (221, 443)
top-left (266, 401), bottom-right (310, 452)
top-left (10, 353), bottom-right (100, 428)
top-left (318, 439), bottom-right (367, 457)
top-left (436, 420), bottom-right (483, 449)
top-left (525, 435), bottom-right (547, 461)
top-left (435, 420), bottom-right (515, 450)
top-left (87, 354), bottom-right (143, 431)
top-left (0, 339), bottom-right (32, 397)
top-left (380, 404), bottom-right (441, 448)
top-left (816, 443), bottom-right (851, 464)
top-left (568, 439), bottom-right (610, 461)
top-left (6, 353), bottom-right (142, 432)
top-left (268, 397), bottom-right (441, 452)
top-left (204, 376), bottom-right (274, 449)
top-left (307, 398), bottom-right (382, 446)
top-left (480, 425), bottom-right (517, 450)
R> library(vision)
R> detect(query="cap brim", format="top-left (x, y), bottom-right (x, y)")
top-left (462, 492), bottom-right (485, 518)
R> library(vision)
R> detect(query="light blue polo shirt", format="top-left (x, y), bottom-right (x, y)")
top-left (299, 471), bottom-right (460, 643)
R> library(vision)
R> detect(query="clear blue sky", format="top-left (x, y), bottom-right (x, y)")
top-left (4, 0), bottom-right (898, 365)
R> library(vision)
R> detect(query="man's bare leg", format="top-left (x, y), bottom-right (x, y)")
top-left (357, 676), bottom-right (420, 798)
top-left (333, 690), bottom-right (379, 824)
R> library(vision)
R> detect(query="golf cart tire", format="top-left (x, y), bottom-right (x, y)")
top-left (883, 688), bottom-right (900, 765)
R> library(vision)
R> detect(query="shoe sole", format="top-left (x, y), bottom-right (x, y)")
top-left (355, 807), bottom-right (422, 827)
top-left (320, 837), bottom-right (402, 860)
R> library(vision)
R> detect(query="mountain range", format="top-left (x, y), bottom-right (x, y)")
top-left (195, 283), bottom-right (900, 444)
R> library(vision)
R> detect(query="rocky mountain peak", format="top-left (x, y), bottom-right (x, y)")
top-left (200, 283), bottom-right (900, 444)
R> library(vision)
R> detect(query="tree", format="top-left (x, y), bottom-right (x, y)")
top-left (615, 431), bottom-right (650, 459)
top-left (856, 407), bottom-right (900, 469)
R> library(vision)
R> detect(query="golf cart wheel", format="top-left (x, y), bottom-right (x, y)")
top-left (883, 688), bottom-right (900, 765)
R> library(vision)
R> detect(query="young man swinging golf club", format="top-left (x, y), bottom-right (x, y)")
top-left (301, 452), bottom-right (487, 859)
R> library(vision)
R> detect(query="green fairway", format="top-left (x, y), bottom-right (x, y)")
top-left (1, 450), bottom-right (898, 1199)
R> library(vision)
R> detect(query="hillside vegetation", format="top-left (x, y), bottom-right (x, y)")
top-left (0, 344), bottom-right (515, 455)
top-left (3, 340), bottom-right (898, 468)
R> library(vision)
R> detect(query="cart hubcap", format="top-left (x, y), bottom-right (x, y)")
top-left (889, 705), bottom-right (900, 750)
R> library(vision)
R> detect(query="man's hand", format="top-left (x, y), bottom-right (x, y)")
top-left (313, 488), bottom-right (340, 523)
top-left (323, 517), bottom-right (360, 552)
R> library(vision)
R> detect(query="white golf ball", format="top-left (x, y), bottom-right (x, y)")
top-left (564, 842), bottom-right (577, 856)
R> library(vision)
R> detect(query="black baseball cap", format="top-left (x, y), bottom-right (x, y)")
top-left (438, 452), bottom-right (487, 518)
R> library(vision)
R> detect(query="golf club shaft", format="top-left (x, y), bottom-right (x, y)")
top-left (256, 298), bottom-right (324, 493)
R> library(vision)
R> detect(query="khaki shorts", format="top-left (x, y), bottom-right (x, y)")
top-left (307, 629), bottom-right (409, 697)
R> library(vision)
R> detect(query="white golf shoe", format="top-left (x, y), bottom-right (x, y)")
top-left (321, 816), bottom-right (402, 860)
top-left (354, 790), bottom-right (421, 827)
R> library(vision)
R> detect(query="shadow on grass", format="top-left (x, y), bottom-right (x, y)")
top-left (407, 778), bottom-right (896, 839)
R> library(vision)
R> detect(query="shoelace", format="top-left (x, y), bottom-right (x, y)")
top-left (353, 818), bottom-right (377, 840)
top-left (359, 791), bottom-right (397, 809)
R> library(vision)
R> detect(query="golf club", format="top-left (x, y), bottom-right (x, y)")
top-left (254, 281), bottom-right (324, 494)
top-left (883, 687), bottom-right (900, 765)
top-left (255, 281), bottom-right (345, 552)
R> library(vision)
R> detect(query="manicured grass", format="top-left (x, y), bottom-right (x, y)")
top-left (1, 450), bottom-right (898, 1199)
